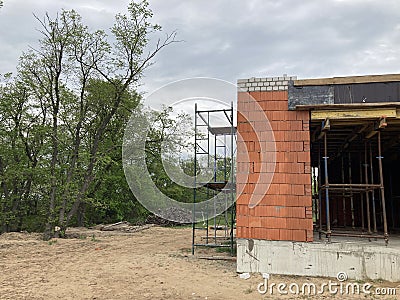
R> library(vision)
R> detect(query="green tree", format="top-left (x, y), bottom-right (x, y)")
top-left (1, 0), bottom-right (177, 238)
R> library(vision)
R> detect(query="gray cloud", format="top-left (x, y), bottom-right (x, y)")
top-left (1, 0), bottom-right (400, 96)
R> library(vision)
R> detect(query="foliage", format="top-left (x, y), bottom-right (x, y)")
top-left (0, 1), bottom-right (180, 238)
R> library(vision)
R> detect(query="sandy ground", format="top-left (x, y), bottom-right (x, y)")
top-left (0, 226), bottom-right (399, 300)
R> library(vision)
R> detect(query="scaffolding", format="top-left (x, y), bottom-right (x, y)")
top-left (191, 103), bottom-right (236, 255)
top-left (315, 124), bottom-right (389, 245)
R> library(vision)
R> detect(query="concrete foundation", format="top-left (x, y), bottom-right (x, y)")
top-left (237, 234), bottom-right (400, 282)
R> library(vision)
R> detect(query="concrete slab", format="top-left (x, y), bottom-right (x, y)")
top-left (237, 233), bottom-right (400, 282)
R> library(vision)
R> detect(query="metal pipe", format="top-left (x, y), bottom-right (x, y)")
top-left (320, 183), bottom-right (381, 188)
top-left (230, 101), bottom-right (235, 256)
top-left (364, 142), bottom-right (372, 234)
top-left (323, 133), bottom-right (331, 242)
top-left (377, 131), bottom-right (389, 245)
top-left (192, 104), bottom-right (198, 255)
top-left (318, 142), bottom-right (322, 239)
top-left (349, 152), bottom-right (355, 229)
top-left (341, 156), bottom-right (346, 227)
top-left (360, 153), bottom-right (365, 231)
top-left (369, 143), bottom-right (377, 233)
top-left (389, 173), bottom-right (395, 230)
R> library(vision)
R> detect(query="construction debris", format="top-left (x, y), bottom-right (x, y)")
top-left (146, 207), bottom-right (192, 226)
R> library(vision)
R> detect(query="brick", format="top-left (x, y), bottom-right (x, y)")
top-left (272, 91), bottom-right (288, 100)
top-left (306, 230), bottom-right (314, 242)
top-left (236, 216), bottom-right (248, 227)
top-left (298, 131), bottom-right (310, 141)
top-left (254, 205), bottom-right (267, 217)
top-left (284, 131), bottom-right (298, 141)
top-left (237, 204), bottom-right (249, 216)
top-left (254, 227), bottom-right (269, 239)
top-left (238, 92), bottom-right (250, 103)
top-left (245, 183), bottom-right (255, 194)
top-left (289, 120), bottom-right (303, 131)
top-left (296, 111), bottom-right (309, 120)
top-left (288, 207), bottom-right (306, 218)
top-left (272, 173), bottom-right (286, 184)
top-left (236, 162), bottom-right (249, 173)
top-left (283, 111), bottom-right (296, 121)
top-left (279, 229), bottom-right (293, 241)
top-left (237, 122), bottom-right (252, 133)
top-left (304, 141), bottom-right (310, 151)
top-left (247, 173), bottom-right (259, 184)
top-left (248, 206), bottom-right (257, 216)
top-left (285, 195), bottom-right (299, 206)
top-left (266, 228), bottom-right (280, 240)
top-left (260, 91), bottom-right (273, 101)
top-left (236, 182), bottom-right (246, 195)
top-left (276, 120), bottom-right (289, 131)
top-left (254, 183), bottom-right (272, 196)
top-left (261, 194), bottom-right (286, 206)
top-left (298, 218), bottom-right (313, 230)
top-left (304, 165), bottom-right (311, 174)
top-left (260, 131), bottom-right (275, 142)
top-left (249, 91), bottom-right (261, 101)
top-left (274, 130), bottom-right (285, 141)
top-left (297, 174), bottom-right (311, 185)
top-left (279, 183), bottom-right (291, 195)
top-left (298, 195), bottom-right (312, 206)
top-left (249, 151), bottom-right (260, 162)
top-left (304, 185), bottom-right (312, 196)
top-left (292, 184), bottom-right (305, 196)
top-left (293, 229), bottom-right (307, 242)
top-left (259, 100), bottom-right (287, 111)
top-left (303, 121), bottom-right (310, 131)
top-left (290, 142), bottom-right (304, 152)
top-left (249, 110), bottom-right (266, 122)
top-left (271, 111), bottom-right (286, 121)
top-left (287, 218), bottom-right (300, 229)
top-left (236, 172), bottom-right (248, 184)
top-left (263, 217), bottom-right (287, 229)
top-left (274, 142), bottom-right (289, 152)
top-left (257, 172), bottom-right (275, 184)
top-left (248, 216), bottom-right (262, 227)
top-left (237, 226), bottom-right (251, 239)
top-left (236, 194), bottom-right (249, 205)
top-left (237, 112), bottom-right (246, 123)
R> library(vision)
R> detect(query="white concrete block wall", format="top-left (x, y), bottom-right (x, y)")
top-left (237, 75), bottom-right (297, 92)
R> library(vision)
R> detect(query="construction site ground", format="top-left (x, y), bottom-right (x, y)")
top-left (0, 226), bottom-right (399, 299)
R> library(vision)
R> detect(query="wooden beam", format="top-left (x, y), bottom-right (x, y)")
top-left (294, 74), bottom-right (400, 86)
top-left (296, 102), bottom-right (400, 111)
top-left (311, 108), bottom-right (397, 121)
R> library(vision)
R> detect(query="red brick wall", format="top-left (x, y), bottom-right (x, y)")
top-left (236, 89), bottom-right (313, 242)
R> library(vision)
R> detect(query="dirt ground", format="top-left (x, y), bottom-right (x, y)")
top-left (0, 226), bottom-right (399, 300)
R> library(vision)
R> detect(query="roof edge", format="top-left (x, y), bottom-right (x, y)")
top-left (294, 74), bottom-right (400, 86)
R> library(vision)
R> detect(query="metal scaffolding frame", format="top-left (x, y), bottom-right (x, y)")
top-left (191, 102), bottom-right (236, 255)
top-left (316, 129), bottom-right (389, 245)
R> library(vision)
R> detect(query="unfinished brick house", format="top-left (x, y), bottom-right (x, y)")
top-left (236, 74), bottom-right (400, 281)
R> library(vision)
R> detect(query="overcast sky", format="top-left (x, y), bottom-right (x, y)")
top-left (1, 0), bottom-right (400, 96)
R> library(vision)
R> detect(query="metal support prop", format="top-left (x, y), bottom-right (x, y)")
top-left (318, 142), bottom-right (323, 239)
top-left (341, 156), bottom-right (346, 227)
top-left (377, 131), bottom-right (389, 245)
top-left (364, 142), bottom-right (372, 234)
top-left (323, 133), bottom-right (331, 242)
top-left (192, 104), bottom-right (198, 255)
top-left (230, 102), bottom-right (235, 256)
top-left (359, 154), bottom-right (365, 231)
top-left (349, 152), bottom-right (355, 229)
top-left (369, 143), bottom-right (378, 233)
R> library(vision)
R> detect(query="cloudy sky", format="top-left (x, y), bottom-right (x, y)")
top-left (0, 0), bottom-right (400, 96)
